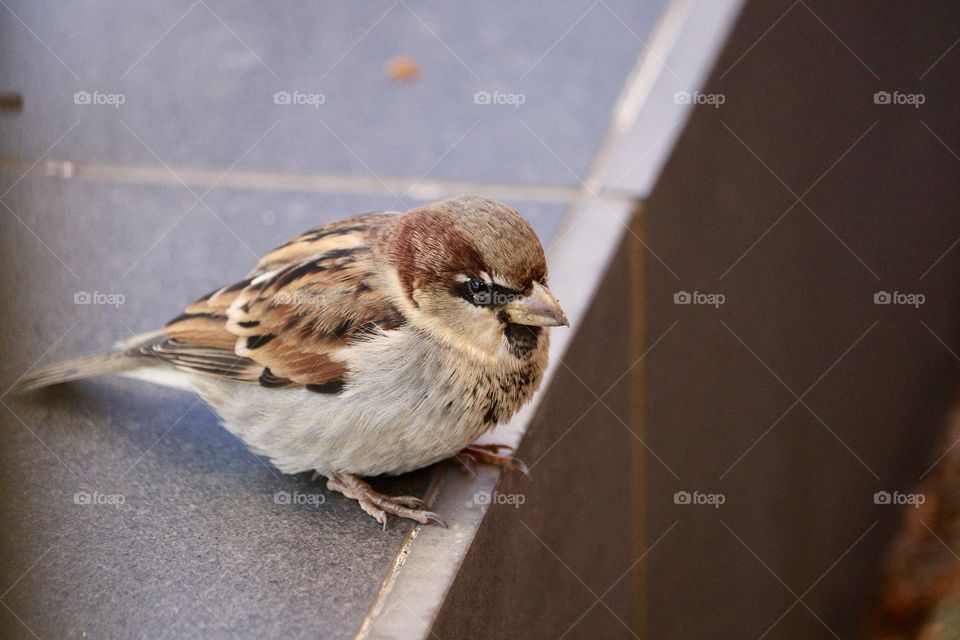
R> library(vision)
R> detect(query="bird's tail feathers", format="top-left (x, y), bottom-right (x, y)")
top-left (11, 352), bottom-right (137, 393)
top-left (10, 331), bottom-right (163, 394)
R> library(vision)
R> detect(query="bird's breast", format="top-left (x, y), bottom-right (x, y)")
top-left (193, 326), bottom-right (548, 476)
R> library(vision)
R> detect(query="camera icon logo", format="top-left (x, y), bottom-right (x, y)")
top-left (73, 490), bottom-right (92, 505)
top-left (273, 91), bottom-right (291, 105)
top-left (674, 291), bottom-right (692, 305)
top-left (74, 291), bottom-right (92, 304)
top-left (874, 491), bottom-right (892, 505)
top-left (273, 491), bottom-right (291, 505)
top-left (673, 491), bottom-right (691, 505)
top-left (474, 91), bottom-right (491, 105)
top-left (474, 491), bottom-right (492, 505)
top-left (874, 91), bottom-right (891, 105)
top-left (873, 291), bottom-right (891, 305)
top-left (473, 291), bottom-right (493, 305)
top-left (73, 91), bottom-right (92, 105)
top-left (673, 91), bottom-right (692, 104)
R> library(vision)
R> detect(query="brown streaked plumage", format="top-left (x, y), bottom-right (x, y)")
top-left (14, 196), bottom-right (568, 528)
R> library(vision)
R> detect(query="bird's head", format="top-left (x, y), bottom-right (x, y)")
top-left (382, 196), bottom-right (568, 360)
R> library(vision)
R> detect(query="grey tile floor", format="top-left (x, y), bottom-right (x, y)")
top-left (1, 0), bottom-right (665, 185)
top-left (0, 1), bottom-right (667, 638)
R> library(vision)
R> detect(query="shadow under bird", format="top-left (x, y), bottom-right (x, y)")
top-left (14, 196), bottom-right (568, 528)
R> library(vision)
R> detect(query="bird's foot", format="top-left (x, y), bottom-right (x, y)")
top-left (455, 443), bottom-right (530, 477)
top-left (326, 472), bottom-right (447, 530)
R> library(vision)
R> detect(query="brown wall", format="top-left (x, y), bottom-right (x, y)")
top-left (643, 1), bottom-right (960, 638)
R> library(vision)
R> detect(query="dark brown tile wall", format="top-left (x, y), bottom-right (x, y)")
top-left (642, 2), bottom-right (960, 638)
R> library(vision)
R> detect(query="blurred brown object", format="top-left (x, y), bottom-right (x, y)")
top-left (386, 56), bottom-right (420, 83)
top-left (0, 92), bottom-right (23, 112)
top-left (864, 404), bottom-right (960, 639)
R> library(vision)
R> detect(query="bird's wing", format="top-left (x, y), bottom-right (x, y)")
top-left (151, 212), bottom-right (404, 389)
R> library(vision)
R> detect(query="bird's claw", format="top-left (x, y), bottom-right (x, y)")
top-left (455, 443), bottom-right (530, 478)
top-left (325, 472), bottom-right (445, 529)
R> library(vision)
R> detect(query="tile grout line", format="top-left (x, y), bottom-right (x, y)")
top-left (353, 469), bottom-right (447, 640)
top-left (0, 157), bottom-right (642, 205)
top-left (628, 202), bottom-right (649, 637)
top-left (547, 0), bottom-right (692, 240)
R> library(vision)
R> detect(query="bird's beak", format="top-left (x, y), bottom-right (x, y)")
top-left (504, 282), bottom-right (569, 327)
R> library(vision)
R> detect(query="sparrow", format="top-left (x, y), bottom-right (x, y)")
top-left (14, 196), bottom-right (568, 528)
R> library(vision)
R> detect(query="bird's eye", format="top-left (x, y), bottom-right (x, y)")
top-left (468, 278), bottom-right (489, 295)
top-left (466, 278), bottom-right (494, 305)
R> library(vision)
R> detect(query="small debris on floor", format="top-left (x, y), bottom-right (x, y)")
top-left (386, 56), bottom-right (420, 84)
top-left (0, 92), bottom-right (23, 112)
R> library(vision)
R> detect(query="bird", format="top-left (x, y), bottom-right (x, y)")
top-left (13, 196), bottom-right (568, 528)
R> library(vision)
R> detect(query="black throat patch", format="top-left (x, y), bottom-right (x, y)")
top-left (503, 323), bottom-right (541, 359)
